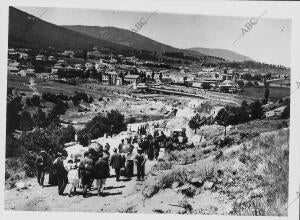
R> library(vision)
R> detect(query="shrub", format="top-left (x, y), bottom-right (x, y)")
top-left (179, 185), bottom-right (197, 198)
top-left (179, 199), bottom-right (193, 214)
top-left (213, 136), bottom-right (234, 148)
top-left (151, 160), bottom-right (173, 172)
top-left (202, 149), bottom-right (211, 154)
top-left (277, 121), bottom-right (289, 129)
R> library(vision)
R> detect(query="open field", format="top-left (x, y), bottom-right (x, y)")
top-left (240, 87), bottom-right (290, 101)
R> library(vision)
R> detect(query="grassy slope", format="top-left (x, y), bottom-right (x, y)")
top-left (137, 119), bottom-right (289, 215)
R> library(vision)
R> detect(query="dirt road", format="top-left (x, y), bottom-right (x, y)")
top-left (5, 150), bottom-right (164, 212)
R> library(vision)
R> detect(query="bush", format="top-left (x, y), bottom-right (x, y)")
top-left (202, 149), bottom-right (211, 154)
top-left (179, 185), bottom-right (197, 198)
top-left (277, 121), bottom-right (289, 129)
top-left (213, 136), bottom-right (234, 148)
top-left (24, 152), bottom-right (38, 177)
top-left (143, 168), bottom-right (190, 198)
top-left (151, 160), bottom-right (173, 172)
top-left (31, 95), bottom-right (41, 107)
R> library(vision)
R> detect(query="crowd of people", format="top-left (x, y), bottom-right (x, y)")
top-left (34, 130), bottom-right (172, 198)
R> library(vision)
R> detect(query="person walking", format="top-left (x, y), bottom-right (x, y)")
top-left (79, 151), bottom-right (94, 198)
top-left (35, 150), bottom-right (47, 186)
top-left (94, 153), bottom-right (110, 196)
top-left (147, 138), bottom-right (154, 160)
top-left (153, 139), bottom-right (160, 160)
top-left (65, 159), bottom-right (79, 197)
top-left (53, 152), bottom-right (68, 196)
top-left (118, 139), bottom-right (125, 153)
top-left (110, 148), bottom-right (124, 181)
top-left (125, 149), bottom-right (134, 179)
top-left (48, 150), bottom-right (58, 186)
top-left (135, 147), bottom-right (146, 181)
top-left (104, 143), bottom-right (111, 157)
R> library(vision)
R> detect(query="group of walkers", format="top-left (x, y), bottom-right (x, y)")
top-left (34, 135), bottom-right (156, 198)
top-left (33, 128), bottom-right (188, 198)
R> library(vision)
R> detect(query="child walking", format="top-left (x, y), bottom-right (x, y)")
top-left (66, 159), bottom-right (79, 197)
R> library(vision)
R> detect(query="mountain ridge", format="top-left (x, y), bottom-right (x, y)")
top-left (188, 47), bottom-right (253, 62)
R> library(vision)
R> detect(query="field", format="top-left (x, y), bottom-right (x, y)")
top-left (240, 87), bottom-right (290, 101)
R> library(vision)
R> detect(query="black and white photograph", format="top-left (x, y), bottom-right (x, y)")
top-left (2, 0), bottom-right (297, 217)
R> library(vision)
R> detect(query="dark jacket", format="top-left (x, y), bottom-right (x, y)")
top-left (110, 153), bottom-right (123, 169)
top-left (94, 158), bottom-right (110, 179)
top-left (135, 153), bottom-right (146, 166)
top-left (35, 156), bottom-right (45, 169)
top-left (53, 157), bottom-right (67, 176)
top-left (79, 157), bottom-right (94, 175)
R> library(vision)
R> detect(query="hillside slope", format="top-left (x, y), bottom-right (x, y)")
top-left (63, 25), bottom-right (205, 57)
top-left (8, 7), bottom-right (134, 52)
top-left (189, 47), bottom-right (253, 62)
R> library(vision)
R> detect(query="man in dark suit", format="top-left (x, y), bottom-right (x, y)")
top-left (94, 153), bottom-right (110, 196)
top-left (110, 148), bottom-right (123, 181)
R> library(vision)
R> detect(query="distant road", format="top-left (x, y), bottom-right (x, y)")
top-left (148, 87), bottom-right (241, 106)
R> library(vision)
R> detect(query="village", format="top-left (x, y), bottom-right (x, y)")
top-left (7, 46), bottom-right (290, 121)
top-left (4, 5), bottom-right (292, 215)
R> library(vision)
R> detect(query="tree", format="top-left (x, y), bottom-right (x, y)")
top-left (19, 111), bottom-right (34, 131)
top-left (202, 82), bottom-right (211, 90)
top-left (250, 100), bottom-right (263, 119)
top-left (238, 101), bottom-right (250, 123)
top-left (264, 87), bottom-right (270, 104)
top-left (19, 128), bottom-right (51, 152)
top-left (237, 80), bottom-right (244, 88)
top-left (31, 95), bottom-right (40, 107)
top-left (215, 107), bottom-right (235, 137)
top-left (220, 86), bottom-right (229, 93)
top-left (106, 110), bottom-right (127, 135)
top-left (88, 96), bottom-right (94, 103)
top-left (188, 113), bottom-right (204, 134)
top-left (6, 134), bottom-right (19, 157)
top-left (26, 97), bottom-right (32, 106)
top-left (246, 81), bottom-right (254, 87)
top-left (6, 96), bottom-right (23, 134)
top-left (33, 108), bottom-right (48, 128)
top-left (45, 124), bottom-right (76, 151)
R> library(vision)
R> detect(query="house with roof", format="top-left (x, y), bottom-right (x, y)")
top-left (108, 71), bottom-right (118, 85)
top-left (124, 74), bottom-right (141, 85)
top-left (37, 72), bottom-right (58, 80)
top-left (116, 77), bottom-right (123, 86)
top-left (102, 74), bottom-right (109, 85)
top-left (36, 55), bottom-right (47, 61)
top-left (219, 80), bottom-right (239, 92)
top-left (8, 66), bottom-right (20, 75)
top-left (48, 56), bottom-right (57, 62)
top-left (17, 69), bottom-right (36, 77)
top-left (19, 53), bottom-right (29, 60)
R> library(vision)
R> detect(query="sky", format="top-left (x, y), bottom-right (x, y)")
top-left (17, 6), bottom-right (291, 67)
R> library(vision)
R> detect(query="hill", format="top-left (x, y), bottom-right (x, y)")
top-left (8, 7), bottom-right (134, 53)
top-left (62, 25), bottom-right (206, 57)
top-left (188, 47), bottom-right (253, 62)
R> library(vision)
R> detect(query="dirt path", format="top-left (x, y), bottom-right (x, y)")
top-left (5, 150), bottom-right (164, 212)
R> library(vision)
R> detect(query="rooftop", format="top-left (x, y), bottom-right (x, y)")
top-left (125, 74), bottom-right (140, 79)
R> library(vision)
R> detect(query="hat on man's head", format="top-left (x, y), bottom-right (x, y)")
top-left (113, 148), bottom-right (117, 152)
top-left (137, 147), bottom-right (143, 152)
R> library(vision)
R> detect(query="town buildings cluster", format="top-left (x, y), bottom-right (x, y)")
top-left (8, 47), bottom-right (290, 93)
